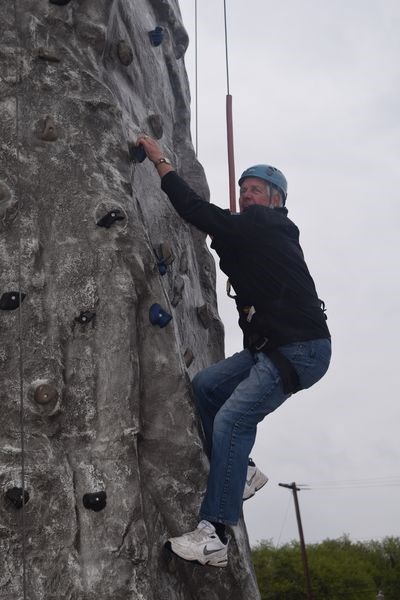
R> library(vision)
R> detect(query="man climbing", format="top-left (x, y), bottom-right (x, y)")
top-left (137, 135), bottom-right (331, 568)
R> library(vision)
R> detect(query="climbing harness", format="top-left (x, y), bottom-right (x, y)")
top-left (225, 283), bottom-right (300, 394)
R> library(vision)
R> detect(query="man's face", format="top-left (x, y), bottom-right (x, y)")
top-left (239, 177), bottom-right (272, 212)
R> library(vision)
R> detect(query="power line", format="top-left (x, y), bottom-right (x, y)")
top-left (298, 475), bottom-right (400, 491)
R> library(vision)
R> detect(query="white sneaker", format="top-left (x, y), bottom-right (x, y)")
top-left (243, 465), bottom-right (269, 500)
top-left (165, 520), bottom-right (229, 567)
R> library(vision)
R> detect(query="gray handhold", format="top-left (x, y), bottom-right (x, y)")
top-left (34, 383), bottom-right (58, 405)
top-left (121, 181), bottom-right (133, 196)
top-left (183, 348), bottom-right (194, 368)
top-left (179, 252), bottom-right (188, 274)
top-left (197, 304), bottom-right (212, 329)
top-left (117, 40), bottom-right (133, 66)
top-left (170, 275), bottom-right (184, 307)
top-left (147, 114), bottom-right (163, 139)
top-left (0, 182), bottom-right (14, 216)
top-left (36, 47), bottom-right (61, 63)
top-left (40, 116), bottom-right (58, 141)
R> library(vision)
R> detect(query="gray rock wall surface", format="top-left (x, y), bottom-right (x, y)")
top-left (0, 1), bottom-right (260, 598)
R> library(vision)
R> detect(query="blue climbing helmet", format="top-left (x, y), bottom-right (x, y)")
top-left (238, 164), bottom-right (288, 202)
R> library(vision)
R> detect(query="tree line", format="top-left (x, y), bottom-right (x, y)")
top-left (251, 536), bottom-right (400, 599)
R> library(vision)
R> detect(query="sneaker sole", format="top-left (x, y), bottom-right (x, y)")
top-left (164, 541), bottom-right (228, 568)
top-left (243, 476), bottom-right (269, 501)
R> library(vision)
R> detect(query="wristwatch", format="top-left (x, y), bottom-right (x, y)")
top-left (155, 157), bottom-right (171, 166)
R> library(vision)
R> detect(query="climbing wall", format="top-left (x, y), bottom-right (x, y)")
top-left (0, 1), bottom-right (261, 599)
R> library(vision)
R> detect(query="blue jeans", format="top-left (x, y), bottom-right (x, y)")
top-left (192, 339), bottom-right (331, 526)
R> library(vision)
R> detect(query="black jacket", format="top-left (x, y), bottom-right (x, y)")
top-left (161, 171), bottom-right (330, 349)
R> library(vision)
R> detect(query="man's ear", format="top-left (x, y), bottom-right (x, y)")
top-left (271, 191), bottom-right (282, 208)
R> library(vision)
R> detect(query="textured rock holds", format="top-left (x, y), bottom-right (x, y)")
top-left (0, 291), bottom-right (26, 310)
top-left (97, 209), bottom-right (125, 228)
top-left (40, 116), bottom-right (58, 141)
top-left (147, 114), bottom-right (164, 139)
top-left (170, 275), bottom-right (184, 307)
top-left (75, 310), bottom-right (96, 324)
top-left (0, 2), bottom-right (260, 598)
top-left (36, 47), bottom-right (61, 63)
top-left (117, 40), bottom-right (133, 66)
top-left (0, 181), bottom-right (14, 216)
top-left (34, 383), bottom-right (58, 405)
top-left (183, 348), bottom-right (194, 368)
top-left (197, 303), bottom-right (212, 329)
top-left (149, 303), bottom-right (172, 328)
top-left (148, 26), bottom-right (164, 47)
top-left (128, 142), bottom-right (147, 163)
top-left (82, 491), bottom-right (107, 512)
top-left (5, 487), bottom-right (30, 509)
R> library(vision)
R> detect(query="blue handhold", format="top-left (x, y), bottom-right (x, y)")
top-left (128, 142), bottom-right (147, 163)
top-left (149, 303), bottom-right (172, 328)
top-left (157, 261), bottom-right (168, 276)
top-left (154, 243), bottom-right (174, 275)
top-left (149, 26), bottom-right (164, 47)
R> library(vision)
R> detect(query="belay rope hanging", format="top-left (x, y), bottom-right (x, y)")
top-left (193, 0), bottom-right (237, 212)
top-left (223, 0), bottom-right (236, 213)
top-left (12, 0), bottom-right (28, 599)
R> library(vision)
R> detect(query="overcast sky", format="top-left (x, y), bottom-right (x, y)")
top-left (178, 0), bottom-right (400, 547)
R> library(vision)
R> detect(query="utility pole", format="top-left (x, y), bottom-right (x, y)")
top-left (279, 482), bottom-right (313, 600)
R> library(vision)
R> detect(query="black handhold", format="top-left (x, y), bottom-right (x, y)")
top-left (128, 142), bottom-right (147, 163)
top-left (0, 291), bottom-right (26, 310)
top-left (83, 491), bottom-right (107, 512)
top-left (97, 209), bottom-right (125, 229)
top-left (75, 310), bottom-right (96, 325)
top-left (5, 487), bottom-right (29, 509)
top-left (149, 26), bottom-right (164, 47)
top-left (49, 0), bottom-right (72, 5)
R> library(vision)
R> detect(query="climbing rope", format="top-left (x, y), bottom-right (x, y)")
top-left (190, 0), bottom-right (235, 209)
top-left (223, 0), bottom-right (236, 213)
top-left (12, 1), bottom-right (28, 598)
top-left (194, 0), bottom-right (199, 157)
